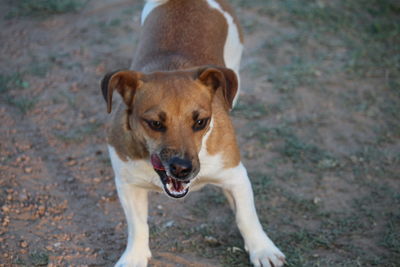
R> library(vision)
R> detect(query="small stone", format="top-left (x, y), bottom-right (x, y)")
top-left (2, 216), bottom-right (10, 227)
top-left (2, 205), bottom-right (10, 213)
top-left (38, 205), bottom-right (46, 214)
top-left (162, 220), bottom-right (174, 228)
top-left (66, 177), bottom-right (75, 183)
top-left (24, 167), bottom-right (32, 173)
top-left (228, 246), bottom-right (243, 253)
top-left (313, 197), bottom-right (321, 204)
top-left (204, 236), bottom-right (220, 246)
top-left (67, 160), bottom-right (77, 166)
top-left (20, 240), bottom-right (28, 248)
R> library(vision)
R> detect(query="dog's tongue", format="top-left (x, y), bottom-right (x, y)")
top-left (151, 154), bottom-right (164, 170)
top-left (171, 178), bottom-right (183, 192)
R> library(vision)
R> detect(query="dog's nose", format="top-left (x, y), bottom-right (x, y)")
top-left (169, 157), bottom-right (192, 179)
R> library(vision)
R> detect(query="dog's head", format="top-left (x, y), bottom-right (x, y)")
top-left (101, 66), bottom-right (237, 198)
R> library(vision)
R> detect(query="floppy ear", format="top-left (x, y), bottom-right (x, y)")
top-left (197, 66), bottom-right (238, 110)
top-left (101, 70), bottom-right (143, 113)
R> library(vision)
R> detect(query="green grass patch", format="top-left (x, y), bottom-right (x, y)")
top-left (268, 57), bottom-right (320, 92)
top-left (6, 96), bottom-right (37, 114)
top-left (246, 123), bottom-right (333, 166)
top-left (7, 0), bottom-right (86, 18)
top-left (270, 0), bottom-right (398, 89)
top-left (382, 212), bottom-right (400, 254)
top-left (14, 251), bottom-right (49, 266)
top-left (233, 101), bottom-right (268, 119)
top-left (0, 73), bottom-right (28, 93)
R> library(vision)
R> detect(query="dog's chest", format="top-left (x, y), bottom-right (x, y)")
top-left (108, 143), bottom-right (225, 191)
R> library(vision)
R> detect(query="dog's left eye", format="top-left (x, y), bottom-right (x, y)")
top-left (193, 118), bottom-right (209, 131)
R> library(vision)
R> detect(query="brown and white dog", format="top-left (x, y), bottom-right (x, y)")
top-left (101, 0), bottom-right (285, 266)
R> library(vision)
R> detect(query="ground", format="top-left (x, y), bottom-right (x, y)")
top-left (0, 0), bottom-right (399, 266)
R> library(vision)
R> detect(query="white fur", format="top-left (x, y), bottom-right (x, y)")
top-left (140, 0), bottom-right (168, 25)
top-left (195, 118), bottom-right (224, 182)
top-left (215, 163), bottom-right (286, 267)
top-left (206, 0), bottom-right (243, 107)
top-left (108, 145), bottom-right (162, 191)
top-left (108, 146), bottom-right (152, 267)
top-left (141, 0), bottom-right (168, 25)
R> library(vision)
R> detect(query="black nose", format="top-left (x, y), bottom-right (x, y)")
top-left (169, 157), bottom-right (192, 179)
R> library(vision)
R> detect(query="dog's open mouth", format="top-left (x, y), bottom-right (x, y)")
top-left (151, 154), bottom-right (190, 198)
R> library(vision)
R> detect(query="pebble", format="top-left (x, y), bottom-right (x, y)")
top-left (204, 236), bottom-right (220, 246)
top-left (20, 240), bottom-right (28, 248)
top-left (67, 160), bottom-right (77, 166)
top-left (162, 220), bottom-right (174, 228)
top-left (2, 205), bottom-right (10, 213)
top-left (228, 246), bottom-right (243, 253)
top-left (38, 205), bottom-right (46, 216)
top-left (313, 197), bottom-right (321, 204)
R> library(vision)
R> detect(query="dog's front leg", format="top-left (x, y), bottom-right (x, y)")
top-left (222, 163), bottom-right (286, 267)
top-left (114, 179), bottom-right (151, 267)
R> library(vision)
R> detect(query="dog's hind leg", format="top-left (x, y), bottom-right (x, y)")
top-left (114, 180), bottom-right (151, 267)
top-left (220, 163), bottom-right (286, 267)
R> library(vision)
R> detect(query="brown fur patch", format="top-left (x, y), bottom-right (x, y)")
top-left (206, 95), bottom-right (241, 168)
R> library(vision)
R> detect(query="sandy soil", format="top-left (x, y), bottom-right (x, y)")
top-left (1, 0), bottom-right (399, 266)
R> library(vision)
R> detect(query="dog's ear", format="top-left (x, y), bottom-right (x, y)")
top-left (101, 70), bottom-right (143, 113)
top-left (197, 66), bottom-right (238, 110)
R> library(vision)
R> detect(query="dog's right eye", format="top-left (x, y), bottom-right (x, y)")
top-left (146, 120), bottom-right (166, 132)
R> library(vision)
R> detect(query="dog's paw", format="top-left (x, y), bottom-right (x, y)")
top-left (114, 248), bottom-right (151, 267)
top-left (248, 238), bottom-right (286, 267)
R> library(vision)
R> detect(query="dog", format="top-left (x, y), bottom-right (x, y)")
top-left (101, 0), bottom-right (286, 266)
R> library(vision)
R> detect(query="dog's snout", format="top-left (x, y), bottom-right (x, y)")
top-left (169, 157), bottom-right (192, 179)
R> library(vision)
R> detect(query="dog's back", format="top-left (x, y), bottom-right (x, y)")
top-left (134, 0), bottom-right (243, 77)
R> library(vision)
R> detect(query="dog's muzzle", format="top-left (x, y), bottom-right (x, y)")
top-left (151, 154), bottom-right (192, 198)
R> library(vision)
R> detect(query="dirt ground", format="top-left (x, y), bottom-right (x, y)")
top-left (1, 0), bottom-right (399, 266)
